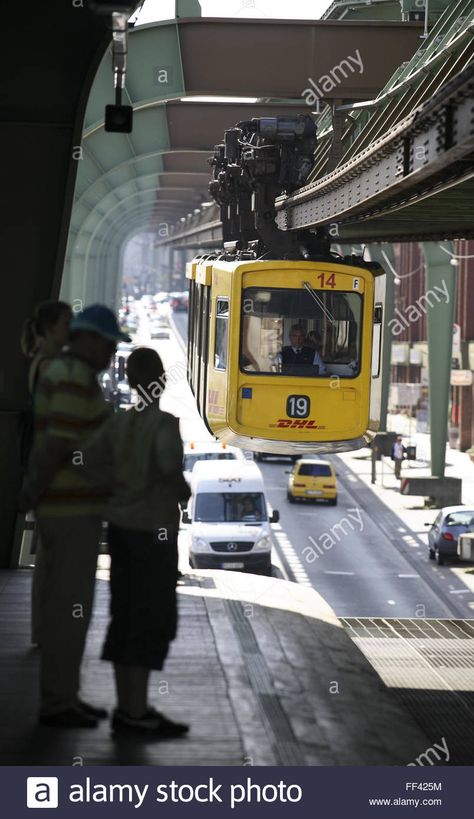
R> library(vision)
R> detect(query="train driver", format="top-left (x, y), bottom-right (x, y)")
top-left (277, 324), bottom-right (327, 375)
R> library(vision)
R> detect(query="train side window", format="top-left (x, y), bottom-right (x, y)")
top-left (371, 303), bottom-right (383, 378)
top-left (215, 298), bottom-right (229, 370)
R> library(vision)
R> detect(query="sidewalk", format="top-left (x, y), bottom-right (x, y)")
top-left (0, 566), bottom-right (430, 766)
top-left (337, 412), bottom-right (474, 552)
top-left (336, 412), bottom-right (474, 606)
top-left (386, 412), bottom-right (474, 505)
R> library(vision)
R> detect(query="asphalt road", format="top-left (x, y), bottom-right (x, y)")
top-left (170, 309), bottom-right (465, 619)
top-left (258, 456), bottom-right (457, 618)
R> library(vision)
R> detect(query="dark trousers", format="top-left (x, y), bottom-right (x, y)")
top-left (394, 458), bottom-right (403, 479)
top-left (102, 524), bottom-right (178, 670)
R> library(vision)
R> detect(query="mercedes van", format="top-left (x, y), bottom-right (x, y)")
top-left (183, 460), bottom-right (278, 575)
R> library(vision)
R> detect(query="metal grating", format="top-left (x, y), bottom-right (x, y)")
top-left (342, 618), bottom-right (474, 764)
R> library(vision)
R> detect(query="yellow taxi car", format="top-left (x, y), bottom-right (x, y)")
top-left (287, 459), bottom-right (337, 505)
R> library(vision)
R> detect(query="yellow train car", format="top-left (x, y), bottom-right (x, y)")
top-left (187, 257), bottom-right (385, 455)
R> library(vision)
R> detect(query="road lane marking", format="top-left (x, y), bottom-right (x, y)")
top-left (387, 600), bottom-right (396, 605)
top-left (272, 527), bottom-right (312, 587)
top-left (398, 573), bottom-right (419, 578)
top-left (449, 589), bottom-right (471, 594)
top-left (324, 570), bottom-right (355, 576)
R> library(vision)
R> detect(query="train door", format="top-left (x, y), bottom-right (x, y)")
top-left (193, 261), bottom-right (213, 415)
top-left (198, 285), bottom-right (211, 415)
top-left (205, 265), bottom-right (232, 436)
top-left (368, 269), bottom-right (385, 427)
top-left (186, 261), bottom-right (198, 396)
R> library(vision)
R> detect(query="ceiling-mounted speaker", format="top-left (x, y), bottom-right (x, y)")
top-left (105, 104), bottom-right (133, 133)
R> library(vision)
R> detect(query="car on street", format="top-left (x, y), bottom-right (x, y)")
top-left (425, 505), bottom-right (474, 564)
top-left (183, 460), bottom-right (278, 575)
top-left (170, 291), bottom-right (188, 312)
top-left (287, 459), bottom-right (337, 505)
top-left (150, 319), bottom-right (170, 339)
top-left (183, 441), bottom-right (246, 486)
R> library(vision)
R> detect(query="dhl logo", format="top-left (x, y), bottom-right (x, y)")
top-left (269, 419), bottom-right (326, 429)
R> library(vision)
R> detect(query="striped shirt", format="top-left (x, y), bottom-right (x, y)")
top-left (34, 354), bottom-right (111, 517)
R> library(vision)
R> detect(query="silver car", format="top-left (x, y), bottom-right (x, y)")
top-left (426, 505), bottom-right (474, 565)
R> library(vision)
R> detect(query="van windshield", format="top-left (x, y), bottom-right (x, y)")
top-left (184, 453), bottom-right (236, 471)
top-left (194, 492), bottom-right (266, 523)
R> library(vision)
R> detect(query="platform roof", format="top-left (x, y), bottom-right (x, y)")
top-left (62, 13), bottom-right (423, 301)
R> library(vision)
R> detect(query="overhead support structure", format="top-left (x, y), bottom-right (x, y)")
top-left (162, 3), bottom-right (474, 250)
top-left (422, 242), bottom-right (456, 478)
top-left (276, 63), bottom-right (474, 242)
top-left (64, 14), bottom-right (422, 303)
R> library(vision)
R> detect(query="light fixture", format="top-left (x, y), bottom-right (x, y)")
top-left (101, 10), bottom-right (134, 132)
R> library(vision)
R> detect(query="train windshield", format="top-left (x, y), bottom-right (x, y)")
top-left (194, 492), bottom-right (267, 522)
top-left (240, 286), bottom-right (362, 377)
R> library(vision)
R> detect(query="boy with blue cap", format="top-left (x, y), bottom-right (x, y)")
top-left (20, 304), bottom-right (129, 728)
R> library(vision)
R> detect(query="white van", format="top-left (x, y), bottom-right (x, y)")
top-left (183, 441), bottom-right (246, 486)
top-left (183, 461), bottom-right (279, 575)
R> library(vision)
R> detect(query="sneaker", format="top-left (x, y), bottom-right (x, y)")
top-left (77, 699), bottom-right (108, 719)
top-left (39, 707), bottom-right (98, 728)
top-left (111, 708), bottom-right (189, 738)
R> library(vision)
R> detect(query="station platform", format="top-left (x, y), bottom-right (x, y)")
top-left (0, 565), bottom-right (430, 766)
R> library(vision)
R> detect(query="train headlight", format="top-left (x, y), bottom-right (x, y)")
top-left (255, 536), bottom-right (271, 550)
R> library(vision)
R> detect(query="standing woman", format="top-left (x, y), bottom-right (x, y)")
top-left (21, 300), bottom-right (72, 645)
top-left (21, 301), bottom-right (72, 394)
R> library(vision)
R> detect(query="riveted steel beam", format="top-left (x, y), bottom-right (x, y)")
top-left (275, 63), bottom-right (474, 238)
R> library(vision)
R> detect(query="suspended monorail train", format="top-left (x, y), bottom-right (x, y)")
top-left (186, 255), bottom-right (385, 455)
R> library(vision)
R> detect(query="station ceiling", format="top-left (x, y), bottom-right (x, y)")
top-left (63, 13), bottom-right (423, 299)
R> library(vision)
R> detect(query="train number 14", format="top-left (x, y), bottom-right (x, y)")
top-left (287, 395), bottom-right (310, 418)
top-left (316, 272), bottom-right (336, 288)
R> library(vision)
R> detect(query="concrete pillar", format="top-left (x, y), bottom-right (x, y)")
top-left (422, 241), bottom-right (456, 477)
top-left (159, 246), bottom-right (172, 292)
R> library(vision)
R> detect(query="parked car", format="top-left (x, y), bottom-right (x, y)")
top-left (150, 319), bottom-right (169, 339)
top-left (425, 505), bottom-right (474, 564)
top-left (287, 459), bottom-right (337, 505)
top-left (170, 291), bottom-right (188, 312)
